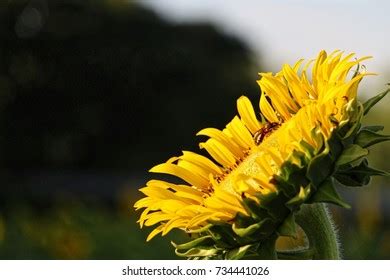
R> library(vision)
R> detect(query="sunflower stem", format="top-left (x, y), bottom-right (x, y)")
top-left (277, 248), bottom-right (315, 260)
top-left (295, 203), bottom-right (340, 259)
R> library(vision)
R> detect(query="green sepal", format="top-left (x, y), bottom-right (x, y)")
top-left (266, 149), bottom-right (310, 229)
top-left (233, 212), bottom-right (257, 228)
top-left (334, 159), bottom-right (389, 187)
top-left (172, 236), bottom-right (214, 250)
top-left (363, 87), bottom-right (390, 116)
top-left (272, 175), bottom-right (299, 198)
top-left (241, 197), bottom-right (270, 221)
top-left (334, 173), bottom-right (370, 187)
top-left (272, 151), bottom-right (309, 198)
top-left (232, 218), bottom-right (273, 238)
top-left (207, 223), bottom-right (239, 247)
top-left (354, 129), bottom-right (390, 148)
top-left (310, 127), bottom-right (324, 154)
top-left (299, 139), bottom-right (315, 158)
top-left (276, 213), bottom-right (297, 238)
top-left (255, 191), bottom-right (290, 221)
top-left (175, 247), bottom-right (219, 258)
top-left (335, 144), bottom-right (368, 167)
top-left (305, 127), bottom-right (348, 186)
top-left (339, 102), bottom-right (363, 143)
top-left (360, 125), bottom-right (384, 132)
top-left (328, 132), bottom-right (344, 160)
top-left (286, 185), bottom-right (312, 210)
top-left (185, 224), bottom-right (212, 234)
top-left (224, 244), bottom-right (254, 260)
top-left (351, 63), bottom-right (360, 79)
top-left (252, 235), bottom-right (278, 259)
top-left (340, 123), bottom-right (361, 147)
top-left (225, 237), bottom-right (278, 260)
top-left (306, 149), bottom-right (333, 187)
top-left (351, 159), bottom-right (390, 177)
top-left (307, 179), bottom-right (350, 208)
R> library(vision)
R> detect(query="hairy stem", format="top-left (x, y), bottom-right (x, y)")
top-left (295, 203), bottom-right (340, 259)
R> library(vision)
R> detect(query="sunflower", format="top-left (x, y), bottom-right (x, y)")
top-left (134, 50), bottom-right (389, 259)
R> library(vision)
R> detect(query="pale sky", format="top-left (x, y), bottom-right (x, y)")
top-left (139, 0), bottom-right (390, 95)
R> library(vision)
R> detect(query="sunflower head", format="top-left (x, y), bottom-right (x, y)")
top-left (134, 50), bottom-right (389, 259)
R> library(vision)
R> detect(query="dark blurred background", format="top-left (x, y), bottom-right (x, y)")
top-left (0, 0), bottom-right (388, 259)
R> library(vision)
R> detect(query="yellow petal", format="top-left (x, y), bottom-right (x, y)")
top-left (144, 213), bottom-right (173, 226)
top-left (174, 191), bottom-right (204, 204)
top-left (199, 138), bottom-right (237, 168)
top-left (134, 197), bottom-right (154, 210)
top-left (259, 93), bottom-right (279, 123)
top-left (162, 217), bottom-right (187, 236)
top-left (181, 151), bottom-right (222, 175)
top-left (236, 96), bottom-right (262, 134)
top-left (150, 163), bottom-right (208, 187)
top-left (258, 76), bottom-right (292, 120)
top-left (177, 159), bottom-right (210, 181)
top-left (197, 128), bottom-right (244, 158)
top-left (187, 212), bottom-right (220, 228)
top-left (146, 224), bottom-right (164, 241)
top-left (282, 64), bottom-right (309, 108)
top-left (139, 186), bottom-right (175, 200)
top-left (226, 116), bottom-right (254, 149)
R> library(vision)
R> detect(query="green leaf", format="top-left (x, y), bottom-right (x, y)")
top-left (307, 179), bottom-right (350, 208)
top-left (363, 87), bottom-right (390, 115)
top-left (354, 129), bottom-right (390, 148)
top-left (276, 213), bottom-right (297, 237)
top-left (335, 144), bottom-right (368, 167)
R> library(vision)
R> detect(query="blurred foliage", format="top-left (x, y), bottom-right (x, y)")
top-left (0, 195), bottom-right (388, 259)
top-left (0, 198), bottom-right (187, 259)
top-left (0, 0), bottom-right (258, 259)
top-left (0, 0), bottom-right (388, 259)
top-left (0, 0), bottom-right (259, 172)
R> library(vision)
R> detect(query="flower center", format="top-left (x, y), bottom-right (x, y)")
top-left (216, 122), bottom-right (287, 194)
top-left (214, 103), bottom-right (317, 196)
